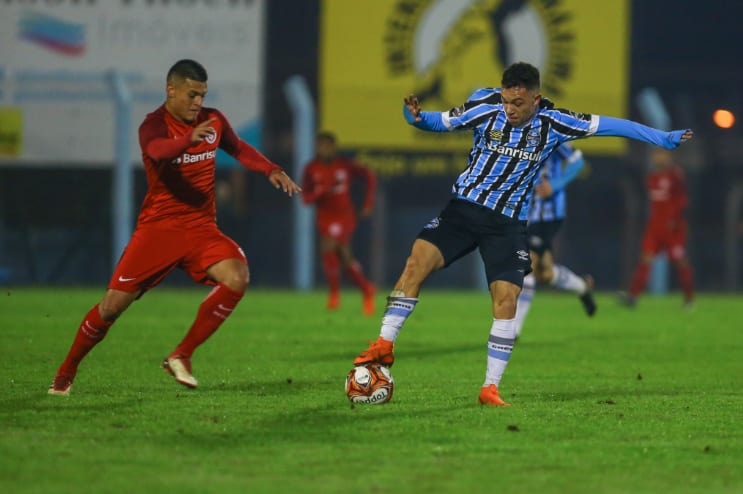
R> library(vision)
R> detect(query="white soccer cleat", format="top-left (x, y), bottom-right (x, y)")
top-left (48, 374), bottom-right (74, 396)
top-left (162, 355), bottom-right (198, 389)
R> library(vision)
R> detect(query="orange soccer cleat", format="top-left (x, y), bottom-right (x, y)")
top-left (162, 355), bottom-right (198, 389)
top-left (353, 336), bottom-right (394, 367)
top-left (327, 291), bottom-right (340, 310)
top-left (478, 384), bottom-right (510, 407)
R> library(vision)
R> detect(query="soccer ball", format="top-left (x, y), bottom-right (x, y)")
top-left (345, 363), bottom-right (394, 405)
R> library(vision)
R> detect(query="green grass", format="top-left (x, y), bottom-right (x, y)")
top-left (1, 287), bottom-right (741, 494)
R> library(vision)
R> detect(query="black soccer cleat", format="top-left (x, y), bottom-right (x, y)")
top-left (579, 275), bottom-right (597, 317)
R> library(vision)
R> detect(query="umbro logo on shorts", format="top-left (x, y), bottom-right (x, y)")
top-left (424, 217), bottom-right (440, 230)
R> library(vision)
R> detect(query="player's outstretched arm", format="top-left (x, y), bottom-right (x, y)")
top-left (269, 170), bottom-right (302, 197)
top-left (402, 94), bottom-right (449, 132)
top-left (549, 148), bottom-right (585, 192)
top-left (596, 116), bottom-right (693, 149)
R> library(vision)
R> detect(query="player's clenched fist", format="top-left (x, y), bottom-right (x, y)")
top-left (190, 117), bottom-right (217, 143)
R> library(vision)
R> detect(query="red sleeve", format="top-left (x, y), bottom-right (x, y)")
top-left (139, 116), bottom-right (192, 161)
top-left (345, 159), bottom-right (377, 210)
top-left (215, 110), bottom-right (282, 177)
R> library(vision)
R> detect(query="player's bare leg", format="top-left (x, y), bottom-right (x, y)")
top-left (354, 239), bottom-right (444, 366)
top-left (163, 258), bottom-right (247, 389)
top-left (479, 279), bottom-right (519, 407)
top-left (49, 289), bottom-right (138, 395)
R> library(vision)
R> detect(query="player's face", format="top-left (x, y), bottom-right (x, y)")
top-left (166, 78), bottom-right (208, 123)
top-left (501, 86), bottom-right (541, 127)
top-left (316, 138), bottom-right (336, 162)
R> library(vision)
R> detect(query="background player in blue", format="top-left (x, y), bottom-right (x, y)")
top-left (353, 62), bottom-right (693, 407)
top-left (514, 143), bottom-right (595, 340)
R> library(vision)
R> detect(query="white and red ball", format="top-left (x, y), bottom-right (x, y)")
top-left (345, 363), bottom-right (394, 405)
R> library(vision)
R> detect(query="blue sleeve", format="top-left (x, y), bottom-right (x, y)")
top-left (596, 116), bottom-right (690, 149)
top-left (549, 151), bottom-right (584, 191)
top-left (402, 104), bottom-right (449, 132)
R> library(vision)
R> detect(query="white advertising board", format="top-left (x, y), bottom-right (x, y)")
top-left (0, 0), bottom-right (265, 165)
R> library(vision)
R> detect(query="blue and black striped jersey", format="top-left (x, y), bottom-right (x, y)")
top-left (440, 88), bottom-right (598, 221)
top-left (528, 143), bottom-right (582, 223)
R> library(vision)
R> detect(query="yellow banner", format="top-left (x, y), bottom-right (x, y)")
top-left (0, 107), bottom-right (22, 157)
top-left (320, 0), bottom-right (630, 154)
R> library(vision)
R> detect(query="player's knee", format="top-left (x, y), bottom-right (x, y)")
top-left (223, 264), bottom-right (250, 292)
top-left (534, 267), bottom-right (550, 283)
top-left (98, 298), bottom-right (128, 321)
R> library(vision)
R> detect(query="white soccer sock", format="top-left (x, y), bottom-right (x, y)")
top-left (550, 264), bottom-right (587, 294)
top-left (484, 318), bottom-right (516, 387)
top-left (379, 296), bottom-right (418, 342)
top-left (514, 274), bottom-right (536, 338)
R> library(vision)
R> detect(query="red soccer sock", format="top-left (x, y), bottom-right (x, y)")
top-left (322, 251), bottom-right (341, 295)
top-left (173, 283), bottom-right (244, 358)
top-left (345, 260), bottom-right (373, 293)
top-left (629, 262), bottom-right (650, 297)
top-left (57, 304), bottom-right (113, 377)
top-left (677, 263), bottom-right (695, 302)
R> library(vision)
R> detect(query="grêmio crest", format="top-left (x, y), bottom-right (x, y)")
top-left (384, 0), bottom-right (575, 107)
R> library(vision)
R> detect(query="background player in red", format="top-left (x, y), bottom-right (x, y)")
top-left (48, 59), bottom-right (301, 395)
top-left (301, 132), bottom-right (377, 315)
top-left (619, 148), bottom-right (694, 307)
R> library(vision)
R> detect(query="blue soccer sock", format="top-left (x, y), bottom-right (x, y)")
top-left (379, 296), bottom-right (418, 342)
top-left (484, 318), bottom-right (515, 386)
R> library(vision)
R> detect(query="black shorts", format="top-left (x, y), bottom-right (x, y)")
top-left (417, 198), bottom-right (531, 286)
top-left (526, 219), bottom-right (564, 256)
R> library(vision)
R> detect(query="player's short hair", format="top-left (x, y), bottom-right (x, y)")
top-left (317, 131), bottom-right (337, 144)
top-left (167, 59), bottom-right (208, 84)
top-left (501, 62), bottom-right (540, 91)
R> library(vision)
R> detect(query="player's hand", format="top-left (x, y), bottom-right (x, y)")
top-left (191, 118), bottom-right (217, 143)
top-left (269, 169), bottom-right (302, 197)
top-left (360, 206), bottom-right (373, 218)
top-left (404, 94), bottom-right (422, 122)
top-left (667, 129), bottom-right (693, 148)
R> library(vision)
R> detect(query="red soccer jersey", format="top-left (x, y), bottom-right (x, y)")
top-left (301, 157), bottom-right (376, 220)
top-left (646, 166), bottom-right (687, 228)
top-left (137, 105), bottom-right (281, 228)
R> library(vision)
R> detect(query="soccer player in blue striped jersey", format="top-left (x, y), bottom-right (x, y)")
top-left (353, 62), bottom-right (693, 406)
top-left (514, 143), bottom-right (595, 341)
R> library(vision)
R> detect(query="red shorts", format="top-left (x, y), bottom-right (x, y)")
top-left (109, 221), bottom-right (246, 293)
top-left (640, 223), bottom-right (687, 261)
top-left (316, 214), bottom-right (356, 245)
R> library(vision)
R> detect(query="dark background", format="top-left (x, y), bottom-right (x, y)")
top-left (1, 0), bottom-right (741, 291)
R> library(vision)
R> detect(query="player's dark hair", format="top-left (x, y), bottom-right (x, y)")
top-left (317, 131), bottom-right (337, 144)
top-left (501, 62), bottom-right (540, 90)
top-left (167, 59), bottom-right (208, 84)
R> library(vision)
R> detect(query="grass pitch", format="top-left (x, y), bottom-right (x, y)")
top-left (1, 287), bottom-right (741, 494)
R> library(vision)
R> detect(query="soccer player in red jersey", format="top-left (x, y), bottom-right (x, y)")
top-left (301, 132), bottom-right (377, 315)
top-left (48, 59), bottom-right (301, 395)
top-left (620, 148), bottom-right (694, 307)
